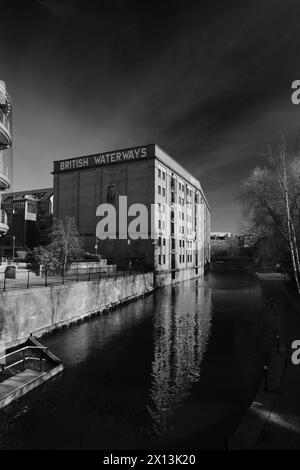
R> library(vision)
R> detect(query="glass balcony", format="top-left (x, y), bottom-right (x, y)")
top-left (0, 108), bottom-right (11, 147)
top-left (0, 209), bottom-right (8, 235)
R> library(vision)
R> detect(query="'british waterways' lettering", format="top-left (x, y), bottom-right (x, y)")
top-left (59, 147), bottom-right (148, 171)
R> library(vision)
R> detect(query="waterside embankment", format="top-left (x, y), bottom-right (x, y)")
top-left (0, 272), bottom-right (154, 349)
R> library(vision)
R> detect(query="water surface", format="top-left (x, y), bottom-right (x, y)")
top-left (0, 272), bottom-right (272, 449)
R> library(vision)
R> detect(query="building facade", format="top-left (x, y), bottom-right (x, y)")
top-left (0, 188), bottom-right (53, 257)
top-left (53, 144), bottom-right (210, 285)
top-left (0, 80), bottom-right (12, 237)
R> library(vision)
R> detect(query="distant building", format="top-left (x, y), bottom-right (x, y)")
top-left (210, 232), bottom-right (235, 256)
top-left (0, 80), bottom-right (12, 237)
top-left (210, 232), bottom-right (233, 241)
top-left (53, 143), bottom-right (211, 286)
top-left (0, 188), bottom-right (53, 257)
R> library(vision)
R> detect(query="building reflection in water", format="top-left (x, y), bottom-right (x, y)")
top-left (148, 282), bottom-right (212, 436)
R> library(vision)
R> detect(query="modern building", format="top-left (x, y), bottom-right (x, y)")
top-left (53, 144), bottom-right (210, 285)
top-left (0, 80), bottom-right (12, 237)
top-left (0, 188), bottom-right (53, 257)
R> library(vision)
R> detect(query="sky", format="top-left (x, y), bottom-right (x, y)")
top-left (2, 0), bottom-right (300, 232)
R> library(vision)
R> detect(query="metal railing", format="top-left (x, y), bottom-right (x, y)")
top-left (0, 209), bottom-right (7, 225)
top-left (0, 346), bottom-right (48, 374)
top-left (0, 266), bottom-right (151, 292)
top-left (0, 108), bottom-right (10, 134)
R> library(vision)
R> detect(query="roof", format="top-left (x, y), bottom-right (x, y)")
top-left (53, 143), bottom-right (210, 210)
top-left (2, 187), bottom-right (53, 202)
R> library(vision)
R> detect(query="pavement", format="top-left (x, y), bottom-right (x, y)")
top-left (231, 279), bottom-right (300, 449)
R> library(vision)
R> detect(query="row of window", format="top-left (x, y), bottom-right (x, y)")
top-left (157, 239), bottom-right (194, 249)
top-left (179, 254), bottom-right (193, 263)
top-left (157, 187), bottom-right (199, 206)
top-left (158, 186), bottom-right (166, 197)
top-left (158, 220), bottom-right (166, 230)
top-left (158, 203), bottom-right (166, 213)
top-left (157, 168), bottom-right (166, 181)
top-left (158, 254), bottom-right (193, 265)
top-left (158, 237), bottom-right (166, 247)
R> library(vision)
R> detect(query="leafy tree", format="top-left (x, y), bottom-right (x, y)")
top-left (32, 246), bottom-right (61, 275)
top-left (49, 217), bottom-right (83, 275)
top-left (237, 143), bottom-right (300, 292)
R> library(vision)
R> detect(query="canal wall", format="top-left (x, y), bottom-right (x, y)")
top-left (0, 272), bottom-right (154, 349)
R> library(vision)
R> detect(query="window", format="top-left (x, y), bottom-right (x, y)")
top-left (107, 185), bottom-right (116, 203)
top-left (162, 172), bottom-right (166, 181)
top-left (179, 255), bottom-right (182, 263)
top-left (158, 220), bottom-right (161, 229)
top-left (163, 255), bottom-right (166, 264)
top-left (182, 255), bottom-right (185, 263)
top-left (158, 169), bottom-right (161, 178)
top-left (158, 186), bottom-right (161, 195)
top-left (179, 240), bottom-right (181, 247)
top-left (162, 187), bottom-right (166, 197)
top-left (158, 255), bottom-right (161, 265)
top-left (163, 238), bottom-right (166, 246)
top-left (27, 202), bottom-right (37, 214)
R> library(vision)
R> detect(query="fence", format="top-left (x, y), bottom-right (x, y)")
top-left (0, 345), bottom-right (48, 376)
top-left (0, 266), bottom-right (152, 292)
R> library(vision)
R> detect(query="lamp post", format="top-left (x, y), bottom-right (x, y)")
top-left (12, 235), bottom-right (15, 261)
top-left (95, 236), bottom-right (98, 259)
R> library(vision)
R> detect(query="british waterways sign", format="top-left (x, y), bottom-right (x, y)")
top-left (53, 144), bottom-right (153, 172)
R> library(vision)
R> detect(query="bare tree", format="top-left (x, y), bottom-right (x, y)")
top-left (237, 143), bottom-right (300, 292)
top-left (49, 217), bottom-right (83, 275)
top-left (265, 145), bottom-right (300, 292)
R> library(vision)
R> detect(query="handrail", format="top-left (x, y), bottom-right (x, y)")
top-left (0, 108), bottom-right (10, 133)
top-left (0, 84), bottom-right (12, 116)
top-left (0, 345), bottom-right (48, 363)
top-left (0, 209), bottom-right (7, 225)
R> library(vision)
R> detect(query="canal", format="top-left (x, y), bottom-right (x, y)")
top-left (0, 272), bottom-right (273, 449)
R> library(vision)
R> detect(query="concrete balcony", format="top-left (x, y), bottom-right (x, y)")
top-left (0, 81), bottom-right (12, 150)
top-left (0, 169), bottom-right (10, 190)
top-left (0, 209), bottom-right (9, 235)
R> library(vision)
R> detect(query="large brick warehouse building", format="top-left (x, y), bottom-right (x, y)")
top-left (53, 144), bottom-right (210, 285)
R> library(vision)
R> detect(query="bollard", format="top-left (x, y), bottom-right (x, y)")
top-left (276, 334), bottom-right (280, 353)
top-left (264, 365), bottom-right (268, 391)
